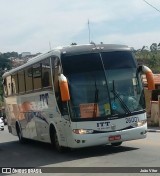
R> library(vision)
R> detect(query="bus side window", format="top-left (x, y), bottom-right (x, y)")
top-left (25, 67), bottom-right (33, 92)
top-left (11, 73), bottom-right (19, 94)
top-left (42, 58), bottom-right (51, 88)
top-left (42, 72), bottom-right (49, 87)
top-left (3, 78), bottom-right (8, 96)
top-left (18, 71), bottom-right (25, 93)
top-left (33, 63), bottom-right (42, 90)
top-left (6, 76), bottom-right (12, 96)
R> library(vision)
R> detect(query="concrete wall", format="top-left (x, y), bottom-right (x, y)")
top-left (150, 101), bottom-right (160, 126)
top-left (144, 89), bottom-right (152, 117)
top-left (144, 89), bottom-right (160, 127)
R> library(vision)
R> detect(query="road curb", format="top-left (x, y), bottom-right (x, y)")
top-left (147, 129), bottom-right (160, 133)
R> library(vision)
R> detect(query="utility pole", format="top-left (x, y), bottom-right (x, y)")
top-left (88, 19), bottom-right (91, 44)
top-left (49, 42), bottom-right (52, 51)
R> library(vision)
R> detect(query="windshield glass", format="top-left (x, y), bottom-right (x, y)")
top-left (101, 52), bottom-right (145, 115)
top-left (61, 51), bottom-right (145, 120)
top-left (62, 53), bottom-right (110, 119)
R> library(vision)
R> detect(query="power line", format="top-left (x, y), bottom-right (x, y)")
top-left (143, 0), bottom-right (160, 13)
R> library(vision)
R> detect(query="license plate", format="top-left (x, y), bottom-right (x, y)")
top-left (109, 135), bottom-right (121, 141)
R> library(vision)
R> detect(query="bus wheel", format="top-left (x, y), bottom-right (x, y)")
top-left (111, 142), bottom-right (122, 147)
top-left (16, 124), bottom-right (25, 144)
top-left (50, 128), bottom-right (66, 152)
top-left (54, 132), bottom-right (64, 152)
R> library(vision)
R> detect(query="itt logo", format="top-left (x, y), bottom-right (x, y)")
top-left (97, 121), bottom-right (110, 127)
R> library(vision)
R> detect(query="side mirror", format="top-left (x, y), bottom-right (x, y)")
top-left (138, 65), bottom-right (155, 90)
top-left (58, 74), bottom-right (70, 102)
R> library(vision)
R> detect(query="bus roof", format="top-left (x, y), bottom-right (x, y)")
top-left (2, 43), bottom-right (131, 78)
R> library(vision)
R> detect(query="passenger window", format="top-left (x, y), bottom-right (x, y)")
top-left (18, 71), bottom-right (25, 93)
top-left (25, 67), bottom-right (33, 92)
top-left (3, 78), bottom-right (8, 96)
top-left (11, 74), bottom-right (18, 94)
top-left (6, 76), bottom-right (12, 96)
top-left (42, 59), bottom-right (52, 88)
top-left (33, 63), bottom-right (42, 90)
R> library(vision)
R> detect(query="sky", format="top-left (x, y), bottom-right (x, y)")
top-left (0, 0), bottom-right (160, 54)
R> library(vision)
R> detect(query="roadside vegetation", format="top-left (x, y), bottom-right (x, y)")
top-left (0, 52), bottom-right (13, 104)
top-left (135, 43), bottom-right (160, 73)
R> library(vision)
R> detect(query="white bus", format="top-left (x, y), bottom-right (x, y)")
top-left (2, 44), bottom-right (155, 152)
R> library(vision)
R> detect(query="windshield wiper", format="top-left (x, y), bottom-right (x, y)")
top-left (93, 80), bottom-right (99, 117)
top-left (112, 80), bottom-right (131, 114)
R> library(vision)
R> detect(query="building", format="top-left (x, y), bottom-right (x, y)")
top-left (21, 52), bottom-right (31, 58)
top-left (143, 74), bottom-right (160, 127)
top-left (142, 74), bottom-right (160, 89)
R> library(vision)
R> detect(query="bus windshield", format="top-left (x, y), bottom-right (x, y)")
top-left (61, 51), bottom-right (145, 120)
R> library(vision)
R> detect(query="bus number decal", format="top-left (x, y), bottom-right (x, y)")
top-left (125, 117), bottom-right (139, 123)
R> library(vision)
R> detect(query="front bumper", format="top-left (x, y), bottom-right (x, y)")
top-left (69, 125), bottom-right (147, 148)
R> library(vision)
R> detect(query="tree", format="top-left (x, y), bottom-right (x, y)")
top-left (150, 43), bottom-right (158, 51)
top-left (71, 43), bottom-right (77, 45)
top-left (0, 52), bottom-right (13, 103)
top-left (135, 43), bottom-right (160, 73)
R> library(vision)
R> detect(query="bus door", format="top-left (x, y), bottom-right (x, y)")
top-left (54, 112), bottom-right (70, 147)
top-left (52, 57), bottom-right (69, 146)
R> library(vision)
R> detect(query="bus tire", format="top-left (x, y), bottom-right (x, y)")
top-left (111, 142), bottom-right (122, 147)
top-left (16, 123), bottom-right (25, 144)
top-left (50, 126), bottom-right (66, 152)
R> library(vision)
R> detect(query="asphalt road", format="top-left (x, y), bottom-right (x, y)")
top-left (0, 125), bottom-right (160, 176)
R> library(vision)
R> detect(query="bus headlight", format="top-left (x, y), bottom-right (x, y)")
top-left (73, 129), bottom-right (94, 134)
top-left (132, 119), bottom-right (147, 127)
